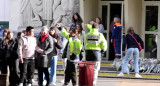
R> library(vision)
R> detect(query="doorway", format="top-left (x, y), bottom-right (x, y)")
top-left (99, 1), bottom-right (124, 60)
top-left (142, 1), bottom-right (160, 60)
top-left (109, 4), bottom-right (122, 61)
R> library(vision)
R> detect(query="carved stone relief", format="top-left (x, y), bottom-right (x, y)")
top-left (19, 0), bottom-right (80, 28)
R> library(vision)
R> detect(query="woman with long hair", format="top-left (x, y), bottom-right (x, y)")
top-left (117, 27), bottom-right (144, 78)
top-left (76, 24), bottom-right (85, 61)
top-left (1, 31), bottom-right (20, 86)
top-left (70, 13), bottom-right (83, 31)
top-left (49, 27), bottom-right (62, 85)
top-left (3, 28), bottom-right (10, 39)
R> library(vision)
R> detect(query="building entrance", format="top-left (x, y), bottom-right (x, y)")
top-left (99, 1), bottom-right (124, 60)
top-left (142, 1), bottom-right (160, 60)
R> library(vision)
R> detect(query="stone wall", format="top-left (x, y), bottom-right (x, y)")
top-left (19, 0), bottom-right (80, 29)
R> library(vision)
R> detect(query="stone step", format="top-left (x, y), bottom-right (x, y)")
top-left (56, 70), bottom-right (160, 80)
top-left (57, 60), bottom-right (113, 67)
top-left (56, 60), bottom-right (160, 79)
top-left (57, 64), bottom-right (160, 75)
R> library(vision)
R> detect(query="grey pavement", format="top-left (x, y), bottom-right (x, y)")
top-left (32, 75), bottom-right (160, 86)
top-left (32, 75), bottom-right (116, 86)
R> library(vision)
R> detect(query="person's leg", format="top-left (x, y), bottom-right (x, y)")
top-left (93, 61), bottom-right (101, 86)
top-left (133, 48), bottom-right (141, 77)
top-left (1, 60), bottom-right (7, 74)
top-left (8, 59), bottom-right (14, 86)
top-left (27, 59), bottom-right (35, 84)
top-left (64, 60), bottom-right (71, 85)
top-left (120, 48), bottom-right (133, 73)
top-left (19, 59), bottom-right (28, 84)
top-left (12, 58), bottom-right (20, 85)
top-left (44, 68), bottom-right (50, 86)
top-left (133, 48), bottom-right (139, 73)
top-left (38, 68), bottom-right (44, 86)
top-left (116, 40), bottom-right (121, 59)
top-left (70, 62), bottom-right (77, 86)
top-left (50, 56), bottom-right (57, 83)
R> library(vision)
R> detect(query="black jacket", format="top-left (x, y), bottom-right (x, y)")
top-left (0, 39), bottom-right (17, 61)
top-left (122, 34), bottom-right (144, 51)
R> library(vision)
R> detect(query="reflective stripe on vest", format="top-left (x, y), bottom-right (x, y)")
top-left (87, 34), bottom-right (100, 44)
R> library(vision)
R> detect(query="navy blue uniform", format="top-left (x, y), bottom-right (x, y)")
top-left (111, 23), bottom-right (122, 59)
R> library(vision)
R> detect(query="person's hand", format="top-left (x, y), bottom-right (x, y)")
top-left (56, 23), bottom-right (61, 28)
top-left (54, 38), bottom-right (57, 43)
top-left (84, 24), bottom-right (87, 27)
top-left (20, 58), bottom-right (23, 63)
top-left (58, 53), bottom-right (62, 59)
top-left (41, 51), bottom-right (46, 57)
top-left (111, 39), bottom-right (113, 43)
top-left (122, 51), bottom-right (125, 54)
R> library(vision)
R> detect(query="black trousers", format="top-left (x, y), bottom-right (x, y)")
top-left (38, 68), bottom-right (50, 86)
top-left (64, 60), bottom-right (77, 86)
top-left (20, 59), bottom-right (35, 84)
top-left (1, 58), bottom-right (20, 85)
top-left (9, 58), bottom-right (20, 85)
top-left (1, 60), bottom-right (7, 74)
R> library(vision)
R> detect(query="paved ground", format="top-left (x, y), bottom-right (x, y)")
top-left (32, 75), bottom-right (160, 86)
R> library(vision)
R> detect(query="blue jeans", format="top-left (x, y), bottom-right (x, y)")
top-left (121, 48), bottom-right (139, 73)
top-left (50, 56), bottom-right (57, 83)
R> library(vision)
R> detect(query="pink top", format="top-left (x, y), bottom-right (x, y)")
top-left (17, 36), bottom-right (43, 59)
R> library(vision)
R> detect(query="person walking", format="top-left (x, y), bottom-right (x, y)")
top-left (117, 27), bottom-right (144, 78)
top-left (57, 24), bottom-right (82, 86)
top-left (85, 23), bottom-right (107, 86)
top-left (36, 26), bottom-right (53, 86)
top-left (111, 17), bottom-right (122, 59)
top-left (49, 27), bottom-right (63, 85)
top-left (18, 26), bottom-right (44, 86)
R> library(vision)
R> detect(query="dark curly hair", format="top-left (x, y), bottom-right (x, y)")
top-left (72, 13), bottom-right (83, 23)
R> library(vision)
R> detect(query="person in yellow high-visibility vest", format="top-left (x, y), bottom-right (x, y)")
top-left (57, 24), bottom-right (82, 86)
top-left (85, 23), bottom-right (107, 86)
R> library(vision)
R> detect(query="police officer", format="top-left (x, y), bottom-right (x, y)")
top-left (85, 23), bottom-right (107, 86)
top-left (57, 24), bottom-right (82, 86)
top-left (111, 17), bottom-right (122, 59)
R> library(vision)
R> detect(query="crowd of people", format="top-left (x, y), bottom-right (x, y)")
top-left (0, 12), bottom-right (144, 86)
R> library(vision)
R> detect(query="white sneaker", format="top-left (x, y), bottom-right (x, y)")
top-left (60, 79), bottom-right (64, 83)
top-left (43, 80), bottom-right (47, 85)
top-left (50, 82), bottom-right (56, 86)
top-left (18, 83), bottom-right (23, 86)
top-left (135, 73), bottom-right (142, 78)
top-left (117, 72), bottom-right (124, 77)
top-left (27, 84), bottom-right (32, 86)
top-left (32, 79), bottom-right (35, 83)
top-left (93, 81), bottom-right (97, 86)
